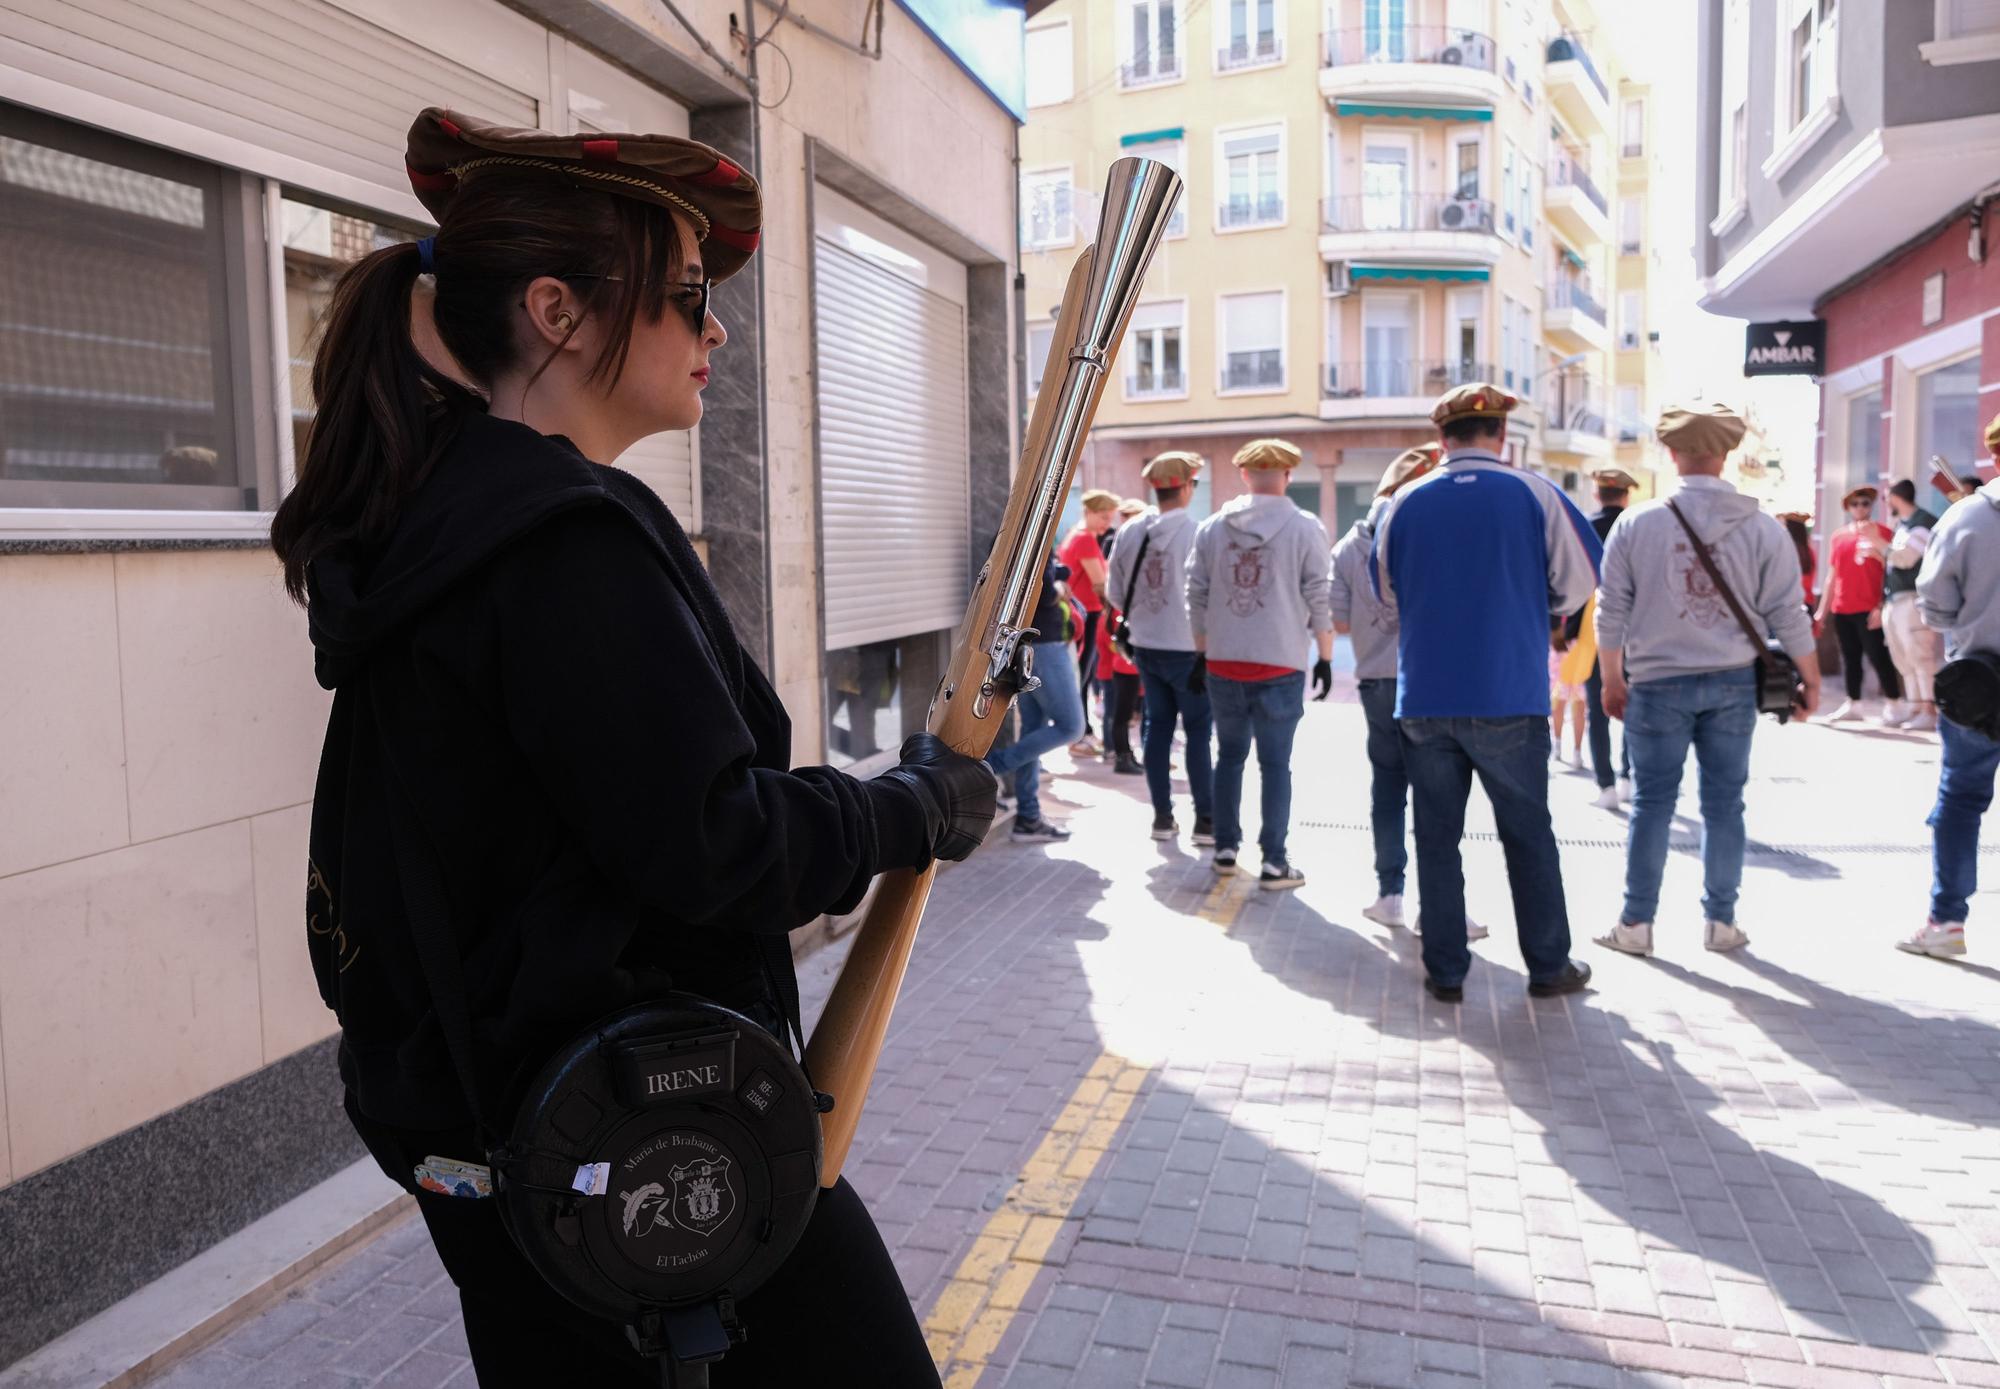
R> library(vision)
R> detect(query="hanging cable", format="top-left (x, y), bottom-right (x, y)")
top-left (653, 0), bottom-right (758, 90)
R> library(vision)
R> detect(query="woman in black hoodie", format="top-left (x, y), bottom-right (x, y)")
top-left (270, 110), bottom-right (993, 1386)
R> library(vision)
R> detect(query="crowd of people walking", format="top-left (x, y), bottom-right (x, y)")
top-left (993, 384), bottom-right (2000, 983)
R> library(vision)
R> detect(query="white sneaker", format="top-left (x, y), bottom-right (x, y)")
top-left (1825, 699), bottom-right (1860, 723)
top-left (1596, 920), bottom-right (1654, 956)
top-left (1592, 786), bottom-right (1621, 810)
top-left (1896, 919), bottom-right (1967, 958)
top-left (1567, 746), bottom-right (1584, 768)
top-left (1068, 735), bottom-right (1102, 756)
top-left (1704, 920), bottom-right (1750, 952)
top-left (1879, 700), bottom-right (1910, 727)
top-left (1412, 915), bottom-right (1490, 942)
top-left (1616, 776), bottom-right (1633, 806)
top-left (1903, 708), bottom-right (1938, 732)
top-left (1362, 894), bottom-right (1406, 928)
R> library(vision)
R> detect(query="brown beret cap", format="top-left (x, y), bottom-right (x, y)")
top-left (1234, 438), bottom-right (1303, 471)
top-left (1141, 450), bottom-right (1206, 486)
top-left (1986, 412), bottom-right (2000, 451)
top-left (1431, 382), bottom-right (1518, 426)
top-left (1080, 488), bottom-right (1120, 512)
top-left (1377, 443), bottom-right (1442, 497)
top-left (406, 107), bottom-right (763, 282)
top-left (1843, 486), bottom-right (1878, 507)
top-left (1656, 402), bottom-right (1747, 457)
top-left (1591, 466), bottom-right (1641, 489)
top-left (1117, 497), bottom-right (1147, 517)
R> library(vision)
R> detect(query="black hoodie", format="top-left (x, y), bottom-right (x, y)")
top-left (303, 411), bottom-right (928, 1134)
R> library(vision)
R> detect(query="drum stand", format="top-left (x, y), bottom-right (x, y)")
top-left (625, 1300), bottom-right (741, 1388)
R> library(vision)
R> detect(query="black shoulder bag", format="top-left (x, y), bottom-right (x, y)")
top-left (1110, 527), bottom-right (1153, 662)
top-left (383, 773), bottom-right (823, 1388)
top-left (1666, 500), bottom-right (1808, 723)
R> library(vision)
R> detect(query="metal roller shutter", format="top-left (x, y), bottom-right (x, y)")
top-left (2, 0), bottom-right (536, 211)
top-left (814, 237), bottom-right (969, 651)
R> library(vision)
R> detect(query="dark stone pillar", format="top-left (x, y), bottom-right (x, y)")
top-left (690, 101), bottom-right (772, 673)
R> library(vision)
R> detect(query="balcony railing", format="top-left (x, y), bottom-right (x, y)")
top-left (1120, 52), bottom-right (1183, 88)
top-left (1549, 157), bottom-right (1608, 215)
top-left (1218, 34), bottom-right (1283, 69)
top-left (1546, 32), bottom-right (1609, 101)
top-left (1321, 26), bottom-right (1497, 70)
top-left (1619, 236), bottom-right (1642, 255)
top-left (1546, 280), bottom-right (1607, 325)
top-left (1126, 369), bottom-right (1186, 398)
top-left (1321, 193), bottom-right (1497, 234)
top-left (1222, 351), bottom-right (1283, 390)
top-left (1617, 420), bottom-right (1646, 444)
top-left (1549, 371), bottom-right (1608, 435)
top-left (1220, 192), bottom-right (1286, 228)
top-left (1323, 359), bottom-right (1498, 400)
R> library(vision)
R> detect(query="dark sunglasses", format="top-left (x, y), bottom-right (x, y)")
top-left (562, 274), bottom-right (712, 333)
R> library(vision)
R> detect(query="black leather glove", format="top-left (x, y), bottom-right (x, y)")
top-left (874, 733), bottom-right (999, 864)
top-left (1311, 657), bottom-right (1333, 702)
top-left (1188, 653), bottom-right (1208, 695)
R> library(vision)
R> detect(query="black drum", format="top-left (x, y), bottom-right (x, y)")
top-left (495, 997), bottom-right (822, 1331)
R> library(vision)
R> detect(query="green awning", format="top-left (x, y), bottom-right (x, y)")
top-left (1121, 126), bottom-right (1185, 147)
top-left (1333, 101), bottom-right (1492, 122)
top-left (1561, 247), bottom-right (1586, 269)
top-left (1349, 264), bottom-right (1491, 283)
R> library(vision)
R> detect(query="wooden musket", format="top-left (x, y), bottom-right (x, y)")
top-left (804, 157), bottom-right (1184, 1185)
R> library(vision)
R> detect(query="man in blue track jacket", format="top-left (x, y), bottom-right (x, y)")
top-left (1371, 383), bottom-right (1600, 1002)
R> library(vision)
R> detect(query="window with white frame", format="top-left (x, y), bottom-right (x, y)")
top-left (1123, 0), bottom-right (1181, 85)
top-left (1716, 0), bottom-right (1749, 217)
top-left (1501, 141), bottom-right (1517, 237)
top-left (1616, 385), bottom-right (1643, 441)
top-left (1927, 0), bottom-right (2000, 61)
top-left (1022, 168), bottom-right (1074, 249)
top-left (1124, 134), bottom-right (1188, 236)
top-left (1619, 196), bottom-right (1642, 254)
top-left (1917, 357), bottom-right (1980, 513)
top-left (1618, 290), bottom-right (1643, 350)
top-left (1125, 301), bottom-right (1186, 398)
top-left (1500, 296), bottom-right (1516, 390)
top-left (1621, 98), bottom-right (1645, 157)
top-left (1027, 322), bottom-right (1056, 397)
top-left (1514, 302), bottom-right (1536, 400)
top-left (1026, 22), bottom-right (1074, 107)
top-left (1452, 132), bottom-right (1482, 201)
top-left (1219, 125), bottom-right (1284, 228)
top-left (1449, 288), bottom-right (1483, 383)
top-left (1783, 0), bottom-right (1839, 135)
top-left (1517, 156), bottom-right (1533, 249)
top-left (1219, 290), bottom-right (1284, 391)
top-left (1220, 0), bottom-right (1281, 67)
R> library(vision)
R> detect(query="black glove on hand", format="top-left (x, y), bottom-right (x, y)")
top-left (1311, 657), bottom-right (1333, 702)
top-left (1189, 653), bottom-right (1208, 695)
top-left (875, 733), bottom-right (999, 864)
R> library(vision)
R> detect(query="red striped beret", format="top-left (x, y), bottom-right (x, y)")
top-left (406, 107), bottom-right (762, 283)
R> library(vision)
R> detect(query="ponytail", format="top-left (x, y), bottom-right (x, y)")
top-left (270, 240), bottom-right (480, 603)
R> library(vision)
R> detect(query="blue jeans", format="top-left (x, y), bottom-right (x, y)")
top-left (1133, 648), bottom-right (1214, 821)
top-left (1210, 672), bottom-right (1305, 863)
top-left (1401, 716), bottom-right (1572, 987)
top-left (986, 639), bottom-right (1084, 824)
top-left (1359, 678), bottom-right (1408, 896)
top-left (1621, 667), bottom-right (1757, 927)
top-left (1932, 713), bottom-right (2000, 922)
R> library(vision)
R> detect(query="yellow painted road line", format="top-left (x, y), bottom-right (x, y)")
top-left (1198, 873), bottom-right (1252, 929)
top-left (924, 1052), bottom-right (1148, 1387)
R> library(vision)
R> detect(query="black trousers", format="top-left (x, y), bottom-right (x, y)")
top-left (1833, 610), bottom-right (1903, 702)
top-left (1108, 671), bottom-right (1142, 761)
top-left (349, 1100), bottom-right (940, 1387)
top-left (1583, 661), bottom-right (1629, 791)
top-left (1077, 609), bottom-right (1101, 734)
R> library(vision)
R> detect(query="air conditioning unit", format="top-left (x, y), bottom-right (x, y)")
top-left (1439, 201), bottom-right (1470, 228)
top-left (1436, 43), bottom-right (1467, 65)
top-left (1439, 199), bottom-right (1493, 232)
top-left (1324, 262), bottom-right (1352, 297)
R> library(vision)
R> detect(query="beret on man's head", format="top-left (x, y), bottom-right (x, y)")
top-left (1141, 450), bottom-right (1205, 487)
top-left (1591, 466), bottom-right (1640, 490)
top-left (1985, 411), bottom-right (2000, 451)
top-left (1079, 489), bottom-right (1120, 512)
top-left (405, 107), bottom-right (763, 282)
top-left (1117, 497), bottom-right (1147, 517)
top-left (1656, 402), bottom-right (1747, 457)
top-left (1233, 438), bottom-right (1303, 471)
top-left (1431, 382), bottom-right (1518, 426)
top-left (1377, 443), bottom-right (1441, 497)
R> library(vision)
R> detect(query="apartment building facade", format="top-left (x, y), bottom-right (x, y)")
top-left (1694, 0), bottom-right (2000, 531)
top-left (1022, 0), bottom-right (1651, 539)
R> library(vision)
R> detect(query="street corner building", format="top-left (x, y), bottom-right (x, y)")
top-left (0, 0), bottom-right (1028, 1366)
top-left (1694, 0), bottom-right (2000, 539)
top-left (1018, 0), bottom-right (1669, 541)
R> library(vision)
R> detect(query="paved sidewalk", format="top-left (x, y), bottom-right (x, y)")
top-left (140, 698), bottom-right (2000, 1388)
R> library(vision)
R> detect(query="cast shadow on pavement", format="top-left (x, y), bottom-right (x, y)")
top-left (1213, 891), bottom-right (1949, 1354)
top-left (1657, 812), bottom-right (1844, 883)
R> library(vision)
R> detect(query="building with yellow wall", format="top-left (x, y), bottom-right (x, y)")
top-left (1023, 0), bottom-right (1654, 533)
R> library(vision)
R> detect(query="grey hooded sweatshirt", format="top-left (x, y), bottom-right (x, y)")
top-left (1106, 506), bottom-right (1198, 651)
top-left (1329, 498), bottom-right (1398, 679)
top-left (1186, 493), bottom-right (1333, 672)
top-left (1918, 479), bottom-right (2000, 661)
top-left (1596, 475), bottom-right (1813, 685)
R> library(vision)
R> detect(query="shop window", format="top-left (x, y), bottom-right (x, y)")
top-left (1916, 358), bottom-right (1981, 514)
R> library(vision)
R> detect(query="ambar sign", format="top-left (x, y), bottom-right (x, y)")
top-left (1744, 319), bottom-right (1827, 377)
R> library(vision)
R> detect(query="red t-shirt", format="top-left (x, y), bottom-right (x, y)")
top-left (1826, 522), bottom-right (1891, 614)
top-left (1058, 526), bottom-right (1104, 611)
top-left (1208, 660), bottom-right (1296, 682)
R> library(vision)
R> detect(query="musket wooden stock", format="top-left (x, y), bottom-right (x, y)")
top-left (806, 159), bottom-right (1183, 1185)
